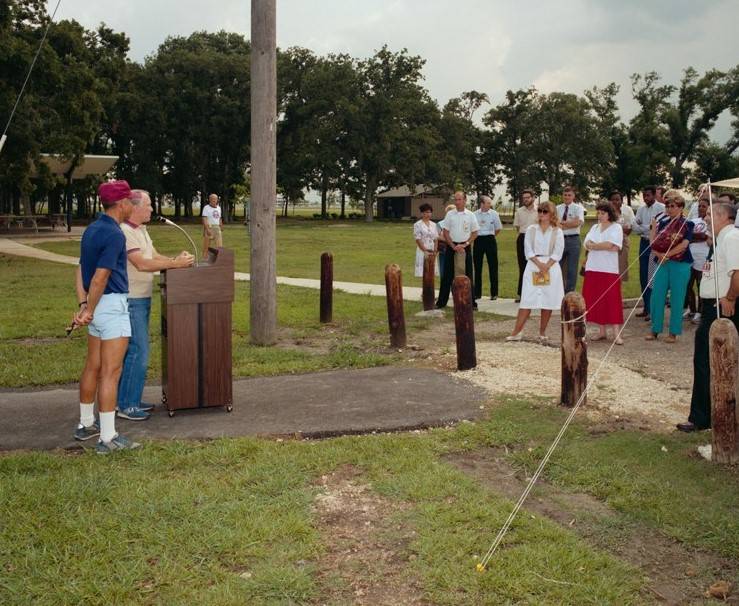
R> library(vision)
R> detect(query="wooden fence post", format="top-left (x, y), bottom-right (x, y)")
top-left (452, 276), bottom-right (476, 371)
top-left (560, 292), bottom-right (588, 407)
top-left (710, 318), bottom-right (738, 464)
top-left (385, 263), bottom-right (407, 348)
top-left (422, 253), bottom-right (436, 311)
top-left (320, 252), bottom-right (333, 323)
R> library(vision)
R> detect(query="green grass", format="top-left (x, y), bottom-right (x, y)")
top-left (2, 398), bottom-right (738, 604)
top-left (32, 219), bottom-right (645, 299)
top-left (0, 254), bottom-right (435, 387)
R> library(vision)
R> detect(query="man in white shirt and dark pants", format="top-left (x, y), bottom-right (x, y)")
top-left (436, 191), bottom-right (479, 310)
top-left (679, 202), bottom-right (739, 432)
top-left (556, 186), bottom-right (585, 293)
top-left (632, 185), bottom-right (665, 317)
top-left (473, 195), bottom-right (502, 300)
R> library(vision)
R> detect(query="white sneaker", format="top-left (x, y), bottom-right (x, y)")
top-left (692, 313), bottom-right (701, 324)
top-left (505, 333), bottom-right (523, 342)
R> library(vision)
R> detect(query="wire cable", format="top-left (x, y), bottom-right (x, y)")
top-left (0, 0), bottom-right (63, 155)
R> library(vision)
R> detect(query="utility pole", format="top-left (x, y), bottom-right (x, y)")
top-left (250, 0), bottom-right (277, 344)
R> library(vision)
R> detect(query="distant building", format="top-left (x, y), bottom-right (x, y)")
top-left (376, 185), bottom-right (448, 220)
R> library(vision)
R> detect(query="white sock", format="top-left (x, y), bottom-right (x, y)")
top-left (79, 403), bottom-right (95, 427)
top-left (99, 411), bottom-right (116, 443)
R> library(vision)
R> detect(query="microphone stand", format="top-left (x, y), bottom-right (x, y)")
top-left (157, 216), bottom-right (199, 266)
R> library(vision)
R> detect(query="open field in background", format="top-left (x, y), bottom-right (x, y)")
top-left (33, 219), bottom-right (645, 299)
top-left (0, 254), bottom-right (441, 388)
top-left (1, 398), bottom-right (737, 604)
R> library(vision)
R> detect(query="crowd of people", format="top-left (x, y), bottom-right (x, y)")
top-left (414, 184), bottom-right (739, 433)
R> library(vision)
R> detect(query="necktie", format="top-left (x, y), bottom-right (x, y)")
top-left (562, 205), bottom-right (569, 222)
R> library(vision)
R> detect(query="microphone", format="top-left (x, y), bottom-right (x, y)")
top-left (157, 216), bottom-right (199, 266)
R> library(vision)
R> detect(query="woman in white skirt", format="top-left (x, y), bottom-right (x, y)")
top-left (413, 203), bottom-right (439, 277)
top-left (506, 201), bottom-right (565, 343)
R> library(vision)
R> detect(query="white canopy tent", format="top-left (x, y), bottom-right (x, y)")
top-left (712, 178), bottom-right (739, 189)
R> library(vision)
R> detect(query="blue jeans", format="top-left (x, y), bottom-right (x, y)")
top-left (650, 261), bottom-right (691, 336)
top-left (559, 235), bottom-right (581, 293)
top-left (117, 297), bottom-right (151, 410)
top-left (639, 238), bottom-right (652, 313)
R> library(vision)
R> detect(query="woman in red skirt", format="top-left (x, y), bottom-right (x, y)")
top-left (582, 201), bottom-right (625, 344)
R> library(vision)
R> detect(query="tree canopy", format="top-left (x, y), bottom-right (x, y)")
top-left (1, 0), bottom-right (737, 219)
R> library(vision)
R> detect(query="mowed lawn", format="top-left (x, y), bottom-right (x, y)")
top-left (1, 398), bottom-right (738, 604)
top-left (0, 253), bottom-right (438, 388)
top-left (33, 218), bottom-right (646, 299)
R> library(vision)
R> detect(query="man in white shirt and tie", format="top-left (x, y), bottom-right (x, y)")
top-left (556, 186), bottom-right (585, 293)
top-left (435, 191), bottom-right (479, 310)
top-left (473, 195), bottom-right (502, 300)
top-left (632, 185), bottom-right (665, 318)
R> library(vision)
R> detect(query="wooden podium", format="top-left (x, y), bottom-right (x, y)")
top-left (160, 248), bottom-right (234, 416)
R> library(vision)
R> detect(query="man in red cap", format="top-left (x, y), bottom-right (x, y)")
top-left (72, 180), bottom-right (140, 453)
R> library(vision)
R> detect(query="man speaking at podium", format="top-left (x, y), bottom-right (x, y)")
top-left (117, 190), bottom-right (194, 420)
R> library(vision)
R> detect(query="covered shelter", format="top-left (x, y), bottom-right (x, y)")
top-left (32, 153), bottom-right (118, 232)
top-left (376, 185), bottom-right (449, 220)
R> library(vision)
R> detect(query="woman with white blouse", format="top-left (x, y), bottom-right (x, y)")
top-left (413, 203), bottom-right (439, 277)
top-left (506, 201), bottom-right (565, 343)
top-left (582, 202), bottom-right (625, 344)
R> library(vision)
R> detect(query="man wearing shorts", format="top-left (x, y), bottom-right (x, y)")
top-left (202, 193), bottom-right (223, 257)
top-left (73, 180), bottom-right (140, 453)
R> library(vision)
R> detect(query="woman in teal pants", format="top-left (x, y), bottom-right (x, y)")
top-left (646, 191), bottom-right (694, 343)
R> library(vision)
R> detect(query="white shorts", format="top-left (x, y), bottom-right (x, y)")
top-left (88, 293), bottom-right (131, 340)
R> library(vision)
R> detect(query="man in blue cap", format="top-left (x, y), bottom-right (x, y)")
top-left (72, 180), bottom-right (140, 453)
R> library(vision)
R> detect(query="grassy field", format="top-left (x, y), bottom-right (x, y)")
top-left (0, 254), bottom-right (440, 388)
top-left (1, 398), bottom-right (737, 604)
top-left (33, 218), bottom-right (645, 299)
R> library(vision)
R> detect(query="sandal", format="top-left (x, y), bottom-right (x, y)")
top-left (614, 337), bottom-right (624, 345)
top-left (590, 334), bottom-right (606, 342)
top-left (645, 333), bottom-right (658, 341)
top-left (664, 334), bottom-right (677, 344)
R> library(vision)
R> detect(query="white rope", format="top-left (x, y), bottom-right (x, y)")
top-left (477, 213), bottom-right (689, 572)
top-left (0, 0), bottom-right (63, 156)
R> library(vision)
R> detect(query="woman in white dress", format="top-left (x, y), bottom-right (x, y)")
top-left (506, 201), bottom-right (565, 343)
top-left (413, 203), bottom-right (439, 277)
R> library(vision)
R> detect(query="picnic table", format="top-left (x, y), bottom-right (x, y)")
top-left (0, 214), bottom-right (67, 232)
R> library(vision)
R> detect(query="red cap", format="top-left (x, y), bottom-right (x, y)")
top-left (98, 180), bottom-right (131, 206)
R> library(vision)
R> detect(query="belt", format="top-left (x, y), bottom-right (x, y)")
top-left (564, 234), bottom-right (579, 238)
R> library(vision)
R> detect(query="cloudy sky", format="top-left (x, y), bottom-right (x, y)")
top-left (52, 0), bottom-right (738, 141)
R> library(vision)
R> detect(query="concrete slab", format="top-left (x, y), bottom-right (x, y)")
top-left (0, 367), bottom-right (488, 451)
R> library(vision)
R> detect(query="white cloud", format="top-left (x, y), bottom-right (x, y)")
top-left (49, 0), bottom-right (738, 140)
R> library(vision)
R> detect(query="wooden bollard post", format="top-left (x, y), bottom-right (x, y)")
top-left (452, 275), bottom-right (476, 370)
top-left (422, 253), bottom-right (435, 311)
top-left (385, 263), bottom-right (407, 348)
top-left (560, 292), bottom-right (588, 407)
top-left (710, 318), bottom-right (738, 464)
top-left (320, 252), bottom-right (333, 323)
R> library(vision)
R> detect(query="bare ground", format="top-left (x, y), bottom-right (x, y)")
top-left (311, 465), bottom-right (428, 605)
top-left (446, 448), bottom-right (739, 606)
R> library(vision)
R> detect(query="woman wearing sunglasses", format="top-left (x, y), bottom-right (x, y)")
top-left (646, 190), bottom-right (694, 343)
top-left (506, 201), bottom-right (564, 343)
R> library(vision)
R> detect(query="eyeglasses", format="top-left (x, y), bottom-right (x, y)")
top-left (537, 209), bottom-right (549, 214)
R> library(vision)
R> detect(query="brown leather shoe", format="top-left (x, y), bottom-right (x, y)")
top-left (645, 333), bottom-right (658, 341)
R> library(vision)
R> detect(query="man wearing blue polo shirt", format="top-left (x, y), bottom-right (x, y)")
top-left (473, 195), bottom-right (503, 300)
top-left (72, 180), bottom-right (140, 454)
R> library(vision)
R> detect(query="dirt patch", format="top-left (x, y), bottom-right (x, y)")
top-left (311, 465), bottom-right (427, 605)
top-left (455, 337), bottom-right (690, 432)
top-left (447, 448), bottom-right (739, 605)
